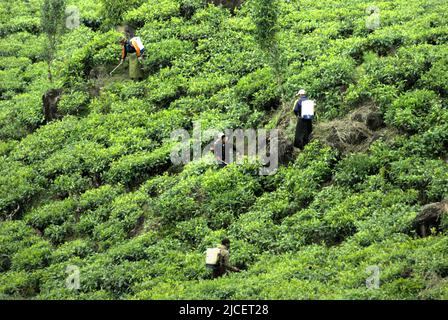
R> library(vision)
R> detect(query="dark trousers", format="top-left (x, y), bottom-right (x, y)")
top-left (294, 118), bottom-right (313, 149)
top-left (212, 266), bottom-right (226, 279)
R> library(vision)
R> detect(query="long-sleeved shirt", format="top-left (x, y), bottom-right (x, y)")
top-left (293, 95), bottom-right (308, 117)
top-left (121, 38), bottom-right (142, 60)
top-left (218, 245), bottom-right (238, 271)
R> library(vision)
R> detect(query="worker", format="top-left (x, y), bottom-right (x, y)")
top-left (210, 134), bottom-right (228, 168)
top-left (210, 238), bottom-right (240, 279)
top-left (293, 89), bottom-right (313, 149)
top-left (120, 37), bottom-right (145, 63)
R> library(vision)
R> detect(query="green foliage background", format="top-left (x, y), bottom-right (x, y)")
top-left (0, 0), bottom-right (447, 299)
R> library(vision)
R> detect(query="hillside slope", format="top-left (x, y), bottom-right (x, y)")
top-left (0, 0), bottom-right (447, 299)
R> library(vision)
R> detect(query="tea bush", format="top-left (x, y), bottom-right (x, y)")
top-left (334, 153), bottom-right (378, 189)
top-left (24, 199), bottom-right (76, 231)
top-left (388, 157), bottom-right (448, 202)
top-left (384, 89), bottom-right (442, 133)
top-left (58, 91), bottom-right (90, 115)
top-left (0, 0), bottom-right (447, 300)
top-left (11, 240), bottom-right (53, 272)
top-left (0, 161), bottom-right (44, 217)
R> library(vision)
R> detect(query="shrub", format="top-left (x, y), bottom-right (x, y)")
top-left (334, 153), bottom-right (378, 189)
top-left (399, 123), bottom-right (448, 158)
top-left (365, 25), bottom-right (407, 56)
top-left (234, 67), bottom-right (280, 111)
top-left (280, 141), bottom-right (337, 210)
top-left (109, 191), bottom-right (148, 234)
top-left (106, 232), bottom-right (157, 263)
top-left (103, 81), bottom-right (147, 102)
top-left (100, 0), bottom-right (144, 28)
top-left (230, 208), bottom-right (280, 252)
top-left (24, 199), bottom-right (76, 231)
top-left (419, 54), bottom-right (448, 95)
top-left (0, 271), bottom-right (39, 298)
top-left (174, 217), bottom-right (211, 247)
top-left (0, 32), bottom-right (45, 61)
top-left (179, 0), bottom-right (204, 19)
top-left (1, 0), bottom-right (448, 301)
top-left (278, 208), bottom-right (323, 249)
top-left (11, 241), bottom-right (52, 272)
top-left (389, 157), bottom-right (448, 202)
top-left (50, 172), bottom-right (92, 198)
top-left (126, 0), bottom-right (180, 24)
top-left (51, 239), bottom-right (95, 263)
top-left (200, 164), bottom-right (262, 228)
top-left (353, 203), bottom-right (418, 246)
top-left (0, 221), bottom-right (41, 272)
top-left (92, 220), bottom-right (127, 250)
top-left (57, 91), bottom-right (90, 115)
top-left (104, 142), bottom-right (174, 187)
top-left (384, 89), bottom-right (442, 133)
top-left (0, 68), bottom-right (25, 94)
top-left (43, 222), bottom-right (75, 245)
top-left (321, 190), bottom-right (418, 244)
top-left (0, 161), bottom-right (44, 217)
top-left (39, 140), bottom-right (113, 179)
top-left (142, 38), bottom-right (194, 72)
top-left (78, 185), bottom-right (124, 212)
top-left (0, 91), bottom-right (45, 138)
top-left (149, 163), bottom-right (262, 229)
top-left (144, 72), bottom-right (188, 108)
top-left (11, 116), bottom-right (82, 163)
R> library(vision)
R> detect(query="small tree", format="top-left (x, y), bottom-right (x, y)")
top-left (100, 0), bottom-right (128, 29)
top-left (41, 0), bottom-right (66, 83)
top-left (251, 0), bottom-right (285, 98)
top-left (100, 0), bottom-right (142, 30)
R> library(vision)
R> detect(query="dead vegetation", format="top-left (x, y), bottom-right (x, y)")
top-left (313, 103), bottom-right (389, 154)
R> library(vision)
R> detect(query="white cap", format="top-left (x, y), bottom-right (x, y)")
top-left (297, 89), bottom-right (306, 95)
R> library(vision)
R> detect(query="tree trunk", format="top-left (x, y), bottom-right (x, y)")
top-left (42, 88), bottom-right (63, 123)
top-left (47, 61), bottom-right (53, 83)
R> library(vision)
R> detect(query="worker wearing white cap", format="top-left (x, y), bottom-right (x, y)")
top-left (293, 89), bottom-right (313, 149)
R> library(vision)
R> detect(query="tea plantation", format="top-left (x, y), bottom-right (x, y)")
top-left (0, 0), bottom-right (447, 299)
